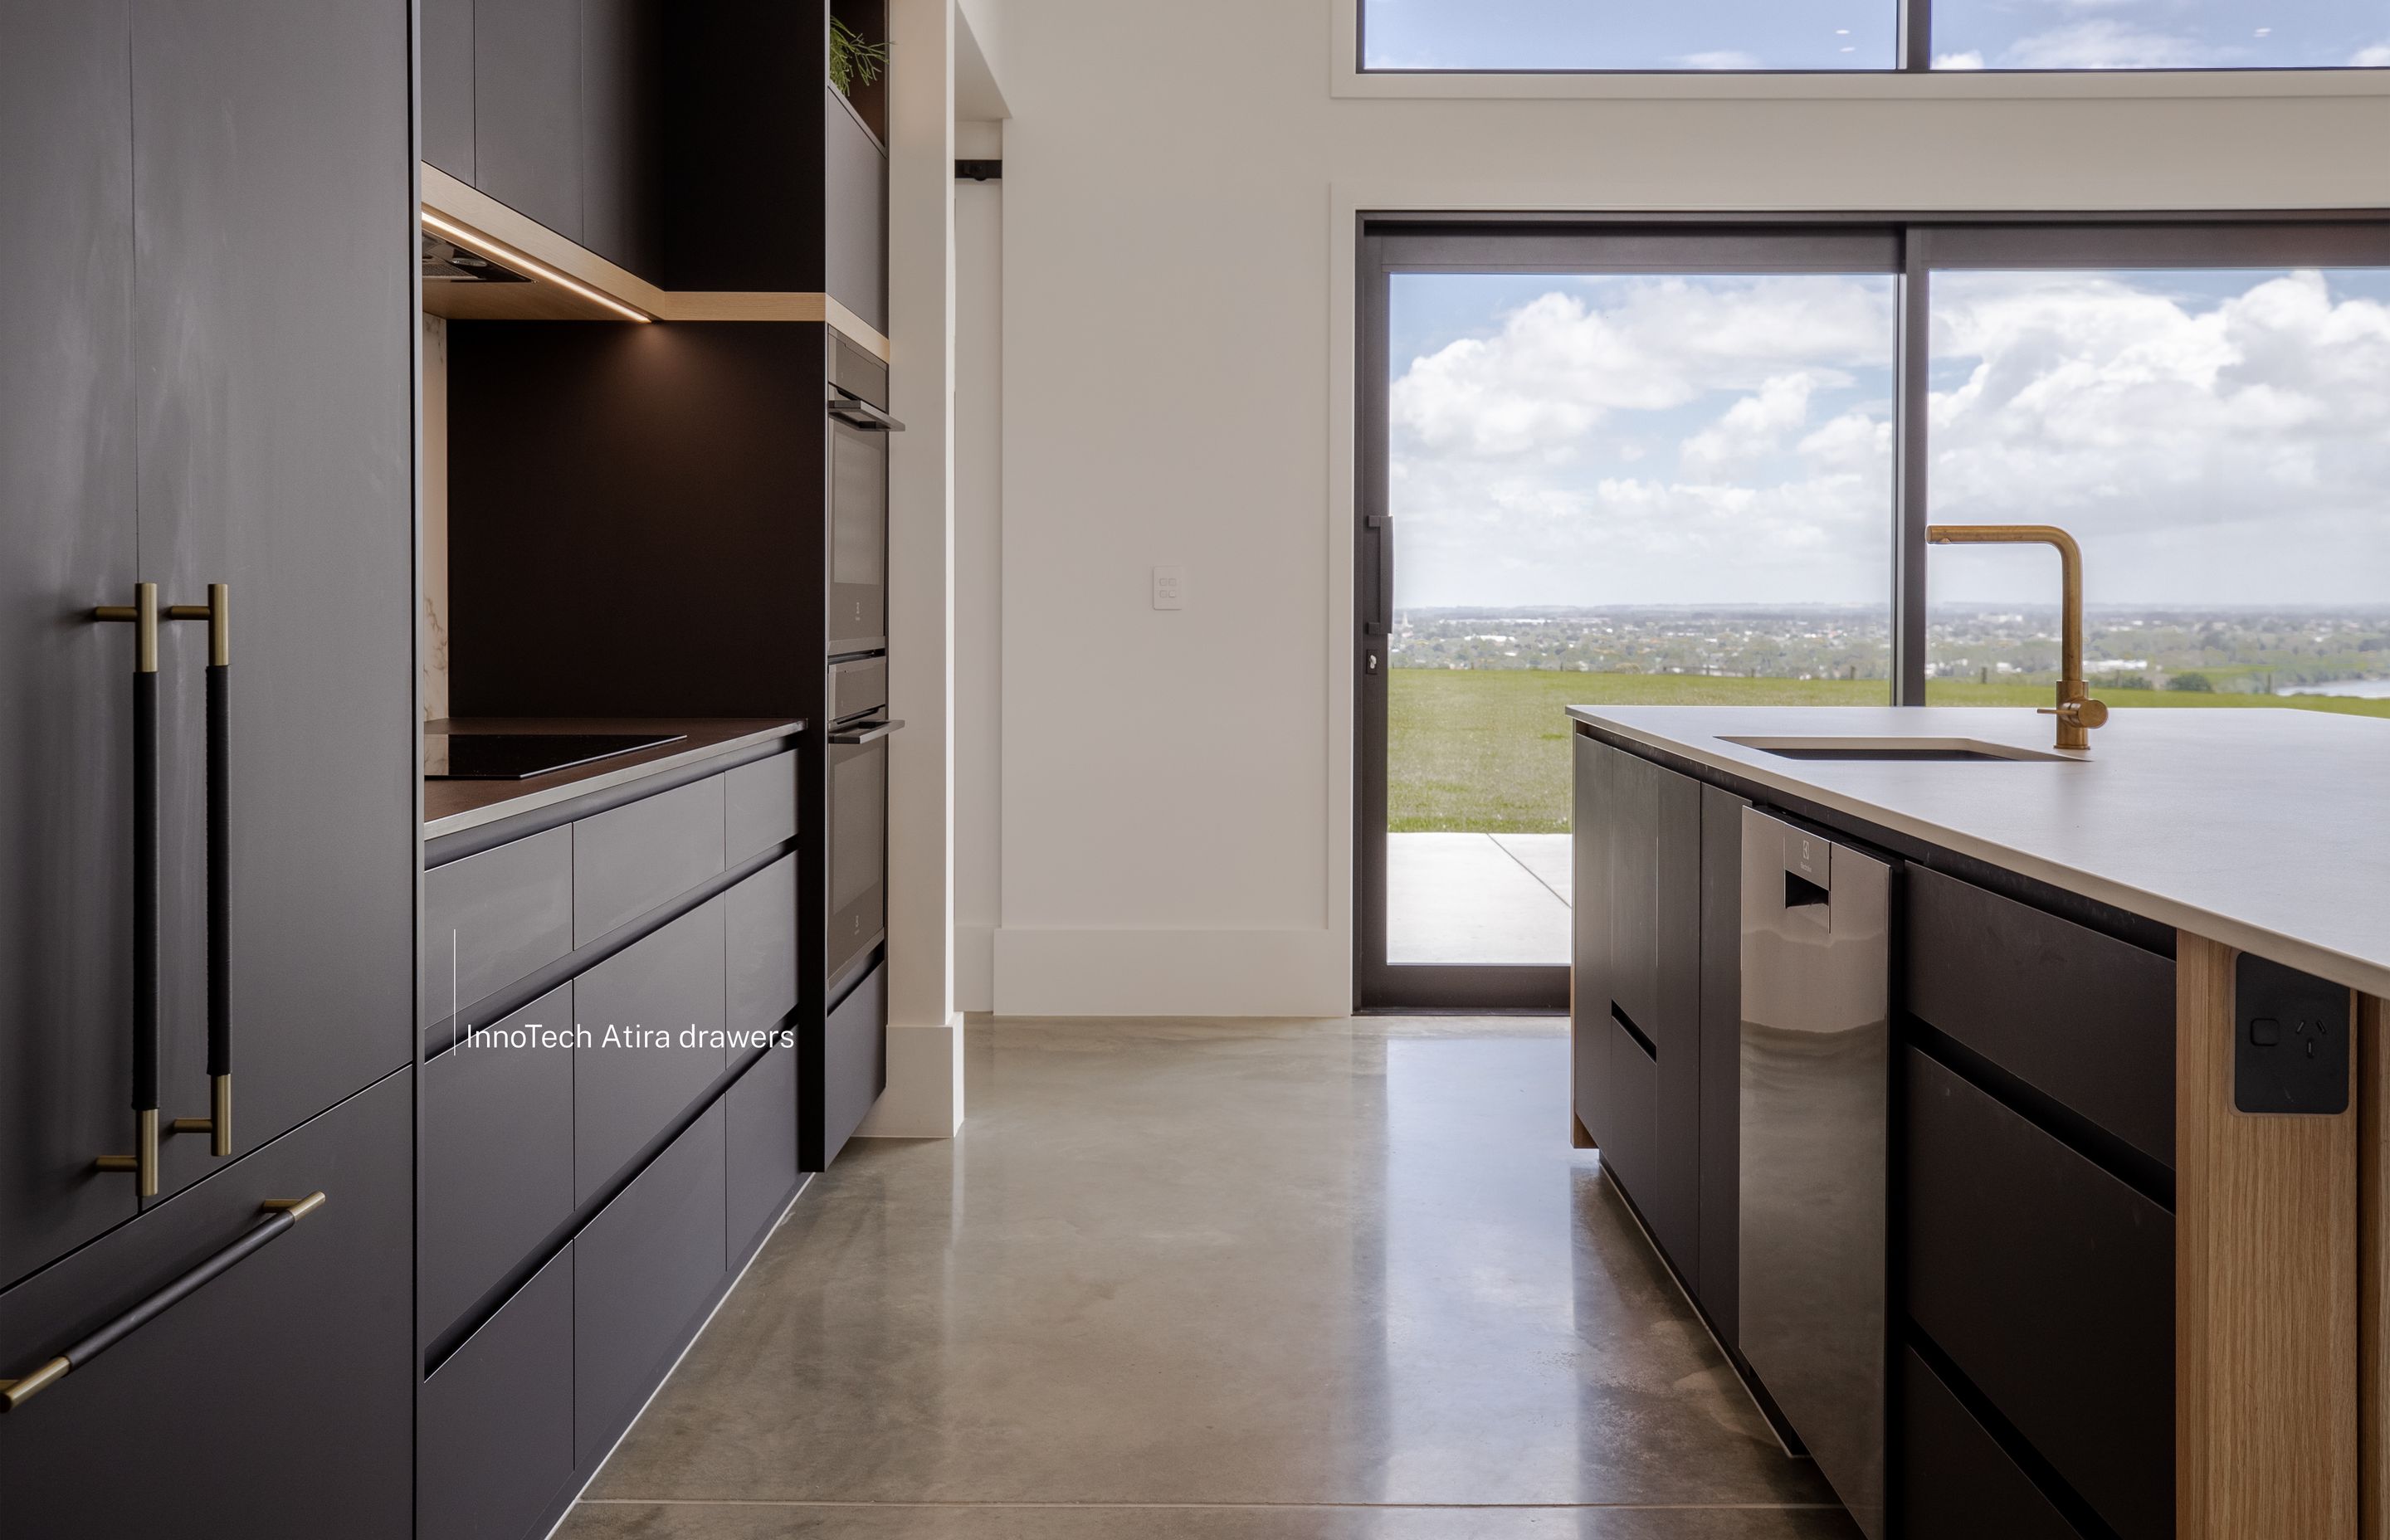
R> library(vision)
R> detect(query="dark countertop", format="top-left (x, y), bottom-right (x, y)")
top-left (424, 718), bottom-right (804, 841)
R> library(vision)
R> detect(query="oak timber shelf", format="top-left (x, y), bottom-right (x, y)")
top-left (419, 165), bottom-right (890, 358)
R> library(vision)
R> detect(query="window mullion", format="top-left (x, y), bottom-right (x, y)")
top-left (1899, 0), bottom-right (1933, 71)
top-left (1892, 238), bottom-right (1931, 704)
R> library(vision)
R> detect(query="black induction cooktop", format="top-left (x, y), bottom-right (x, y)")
top-left (425, 732), bottom-right (686, 780)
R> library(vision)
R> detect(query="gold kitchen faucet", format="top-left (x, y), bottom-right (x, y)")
top-left (1926, 524), bottom-right (2110, 752)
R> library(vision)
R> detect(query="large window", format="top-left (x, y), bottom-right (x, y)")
top-left (1362, 0), bottom-right (1900, 72)
top-left (1925, 262), bottom-right (2390, 705)
top-left (1354, 219), bottom-right (2390, 1011)
top-left (1360, 0), bottom-right (2390, 72)
top-left (1932, 1), bottom-right (2390, 70)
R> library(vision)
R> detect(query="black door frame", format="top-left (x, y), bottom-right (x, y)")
top-left (1354, 212), bottom-right (2390, 1012)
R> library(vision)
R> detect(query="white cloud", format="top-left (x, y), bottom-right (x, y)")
top-left (1927, 270), bottom-right (2390, 544)
top-left (1682, 374), bottom-right (1822, 472)
top-left (1388, 268), bottom-right (2390, 608)
top-left (1999, 19), bottom-right (2231, 68)
top-left (1390, 280), bottom-right (1890, 461)
top-left (1934, 50), bottom-right (1988, 69)
top-left (2353, 42), bottom-right (2390, 66)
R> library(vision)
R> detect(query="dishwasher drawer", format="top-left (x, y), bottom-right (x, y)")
top-left (1739, 807), bottom-right (1892, 1540)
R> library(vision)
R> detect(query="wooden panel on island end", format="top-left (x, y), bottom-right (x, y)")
top-left (2363, 991), bottom-right (2390, 1540)
top-left (2177, 932), bottom-right (2358, 1540)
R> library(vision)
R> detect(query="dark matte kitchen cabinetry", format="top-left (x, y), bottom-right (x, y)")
top-left (1, 1072), bottom-right (415, 1538)
top-left (137, 0), bottom-right (418, 1204)
top-left (474, 0), bottom-right (584, 241)
top-left (1569, 735), bottom-right (1722, 1323)
top-left (418, 746), bottom-right (804, 1540)
top-left (422, 0), bottom-right (478, 178)
top-left (446, 324), bottom-right (894, 1175)
top-left (2, 0), bottom-right (414, 1526)
top-left (0, 0), bottom-right (139, 1284)
top-left (423, 1), bottom-right (888, 314)
top-left (424, 0), bottom-right (660, 275)
top-left (1572, 721), bottom-right (2183, 1539)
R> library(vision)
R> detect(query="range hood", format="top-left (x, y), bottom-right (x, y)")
top-left (422, 230), bottom-right (530, 285)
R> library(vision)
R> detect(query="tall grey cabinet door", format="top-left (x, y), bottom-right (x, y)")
top-left (0, 0), bottom-right (139, 1283)
top-left (1569, 736), bottom-right (1612, 1148)
top-left (131, 0), bottom-right (417, 1201)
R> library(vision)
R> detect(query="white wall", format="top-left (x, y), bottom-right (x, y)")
top-left (955, 155), bottom-right (1004, 1011)
top-left (984, 0), bottom-right (2390, 1016)
top-left (860, 0), bottom-right (963, 1135)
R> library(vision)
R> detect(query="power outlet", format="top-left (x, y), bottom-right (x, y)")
top-left (1152, 564), bottom-right (1185, 612)
top-left (2233, 952), bottom-right (2352, 1115)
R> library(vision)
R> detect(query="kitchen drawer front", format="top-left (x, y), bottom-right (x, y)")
top-left (1900, 1348), bottom-right (2085, 1540)
top-left (573, 774), bottom-right (725, 944)
top-left (421, 986), bottom-right (575, 1343)
top-left (424, 825), bottom-right (573, 1026)
top-left (724, 748), bottom-right (797, 865)
top-left (419, 1246), bottom-right (576, 1540)
top-left (1905, 1049), bottom-right (2173, 1540)
top-left (0, 1071), bottom-right (412, 1538)
top-left (1603, 1015), bottom-right (1658, 1211)
top-left (574, 896), bottom-right (729, 1204)
top-left (575, 1103), bottom-right (729, 1469)
top-left (1905, 865), bottom-right (2174, 1168)
top-left (726, 853), bottom-right (799, 1034)
top-left (814, 960), bottom-right (888, 1169)
top-left (727, 1043), bottom-right (801, 1263)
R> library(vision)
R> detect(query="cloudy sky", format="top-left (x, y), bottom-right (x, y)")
top-left (1363, 0), bottom-right (2390, 71)
top-left (1388, 266), bottom-right (2390, 609)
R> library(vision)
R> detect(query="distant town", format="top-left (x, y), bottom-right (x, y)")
top-left (1388, 605), bottom-right (2390, 696)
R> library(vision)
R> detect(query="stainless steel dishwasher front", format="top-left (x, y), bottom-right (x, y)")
top-left (1739, 807), bottom-right (1893, 1540)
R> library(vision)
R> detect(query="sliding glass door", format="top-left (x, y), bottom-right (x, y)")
top-left (1355, 226), bottom-right (1903, 1010)
top-left (1356, 218), bottom-right (2390, 1012)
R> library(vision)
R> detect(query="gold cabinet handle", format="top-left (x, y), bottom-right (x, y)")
top-left (0, 1192), bottom-right (324, 1411)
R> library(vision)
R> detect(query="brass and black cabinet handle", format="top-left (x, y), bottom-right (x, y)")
top-left (165, 584), bottom-right (232, 1157)
top-left (827, 718), bottom-right (905, 747)
top-left (0, 1192), bottom-right (324, 1411)
top-left (90, 584), bottom-right (162, 1196)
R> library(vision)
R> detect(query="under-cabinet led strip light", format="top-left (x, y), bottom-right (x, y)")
top-left (421, 209), bottom-right (654, 324)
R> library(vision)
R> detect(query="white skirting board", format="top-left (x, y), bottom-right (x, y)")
top-left (854, 1011), bottom-right (968, 1138)
top-left (991, 927), bottom-right (1349, 1018)
top-left (956, 924), bottom-right (996, 1013)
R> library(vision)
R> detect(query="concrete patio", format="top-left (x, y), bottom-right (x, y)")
top-left (1388, 832), bottom-right (1572, 967)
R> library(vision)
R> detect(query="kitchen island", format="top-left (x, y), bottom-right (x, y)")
top-left (1566, 704), bottom-right (2388, 1540)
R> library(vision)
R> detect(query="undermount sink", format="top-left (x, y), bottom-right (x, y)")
top-left (1719, 735), bottom-right (2081, 764)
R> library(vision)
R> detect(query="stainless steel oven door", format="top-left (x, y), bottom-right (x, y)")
top-left (827, 392), bottom-right (900, 655)
top-left (825, 716), bottom-right (903, 992)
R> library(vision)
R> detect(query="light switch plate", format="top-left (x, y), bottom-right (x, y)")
top-left (1152, 565), bottom-right (1185, 611)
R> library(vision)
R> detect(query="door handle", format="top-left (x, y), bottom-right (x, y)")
top-left (827, 391), bottom-right (905, 432)
top-left (828, 718), bottom-right (905, 746)
top-left (164, 584), bottom-right (232, 1156)
top-left (0, 1192), bottom-right (324, 1411)
top-left (89, 584), bottom-right (163, 1196)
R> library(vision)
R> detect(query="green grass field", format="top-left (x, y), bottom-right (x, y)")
top-left (1388, 669), bottom-right (2390, 835)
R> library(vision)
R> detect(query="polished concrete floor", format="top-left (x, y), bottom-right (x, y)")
top-left (1387, 834), bottom-right (1573, 967)
top-left (558, 1018), bottom-right (1853, 1539)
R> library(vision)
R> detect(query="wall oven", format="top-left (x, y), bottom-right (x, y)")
top-left (827, 335), bottom-right (901, 656)
top-left (825, 657), bottom-right (900, 996)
